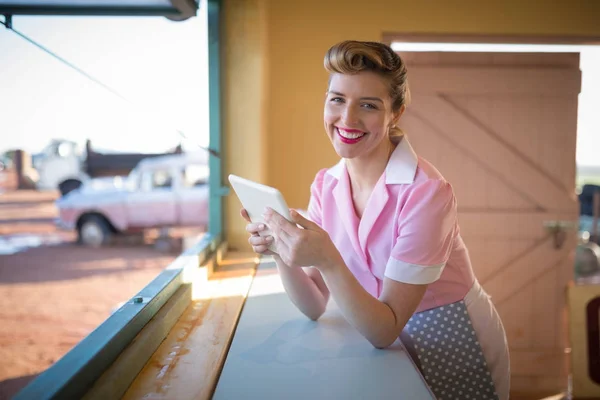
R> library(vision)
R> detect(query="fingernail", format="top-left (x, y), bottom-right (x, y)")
top-left (258, 224), bottom-right (265, 229)
top-left (266, 236), bottom-right (273, 243)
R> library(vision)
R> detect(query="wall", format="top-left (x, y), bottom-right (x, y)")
top-left (222, 0), bottom-right (269, 247)
top-left (222, 0), bottom-right (600, 249)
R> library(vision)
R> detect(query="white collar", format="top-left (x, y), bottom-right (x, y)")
top-left (326, 136), bottom-right (418, 184)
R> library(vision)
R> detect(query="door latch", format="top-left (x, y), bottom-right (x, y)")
top-left (543, 220), bottom-right (576, 249)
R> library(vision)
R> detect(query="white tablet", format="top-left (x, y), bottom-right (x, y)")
top-left (228, 174), bottom-right (292, 252)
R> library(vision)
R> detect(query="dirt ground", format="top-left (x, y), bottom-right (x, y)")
top-left (0, 190), bottom-right (183, 400)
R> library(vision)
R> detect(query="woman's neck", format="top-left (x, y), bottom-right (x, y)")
top-left (345, 138), bottom-right (395, 193)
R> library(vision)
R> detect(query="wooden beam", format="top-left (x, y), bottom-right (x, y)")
top-left (406, 67), bottom-right (581, 95)
top-left (568, 284), bottom-right (600, 398)
top-left (83, 284), bottom-right (193, 400)
top-left (482, 236), bottom-right (571, 304)
top-left (509, 350), bottom-right (567, 376)
top-left (122, 258), bottom-right (258, 400)
top-left (382, 32), bottom-right (600, 46)
top-left (458, 212), bottom-right (577, 239)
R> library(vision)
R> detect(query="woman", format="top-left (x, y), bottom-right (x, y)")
top-left (241, 40), bottom-right (510, 400)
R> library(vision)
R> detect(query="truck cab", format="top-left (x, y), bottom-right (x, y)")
top-left (34, 139), bottom-right (87, 194)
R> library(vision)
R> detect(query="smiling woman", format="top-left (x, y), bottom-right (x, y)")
top-left (322, 42), bottom-right (409, 194)
top-left (242, 40), bottom-right (511, 400)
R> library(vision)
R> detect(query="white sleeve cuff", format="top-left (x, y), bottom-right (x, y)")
top-left (384, 257), bottom-right (445, 284)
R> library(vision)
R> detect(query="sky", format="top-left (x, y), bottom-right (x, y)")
top-left (0, 5), bottom-right (209, 155)
top-left (0, 13), bottom-right (599, 166)
top-left (575, 48), bottom-right (600, 168)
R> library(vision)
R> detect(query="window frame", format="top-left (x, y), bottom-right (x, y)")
top-left (13, 1), bottom-right (224, 398)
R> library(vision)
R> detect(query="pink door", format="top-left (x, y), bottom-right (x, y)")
top-left (397, 51), bottom-right (581, 396)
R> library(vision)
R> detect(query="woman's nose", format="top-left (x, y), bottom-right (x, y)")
top-left (341, 105), bottom-right (359, 126)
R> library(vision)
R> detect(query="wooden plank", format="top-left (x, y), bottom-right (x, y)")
top-left (531, 268), bottom-right (559, 349)
top-left (83, 284), bottom-right (193, 400)
top-left (497, 284), bottom-right (533, 349)
top-left (405, 96), bottom-right (578, 211)
top-left (459, 212), bottom-right (576, 239)
top-left (481, 236), bottom-right (571, 304)
top-left (510, 376), bottom-right (569, 399)
top-left (384, 31), bottom-right (598, 48)
top-left (509, 350), bottom-right (567, 377)
top-left (408, 66), bottom-right (581, 95)
top-left (122, 260), bottom-right (257, 400)
top-left (466, 238), bottom-right (512, 282)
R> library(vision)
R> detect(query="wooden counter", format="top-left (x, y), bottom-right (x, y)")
top-left (98, 255), bottom-right (433, 399)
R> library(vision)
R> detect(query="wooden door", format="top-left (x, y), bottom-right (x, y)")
top-left (397, 51), bottom-right (581, 395)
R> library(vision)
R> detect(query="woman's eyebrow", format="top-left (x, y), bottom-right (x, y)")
top-left (327, 91), bottom-right (383, 103)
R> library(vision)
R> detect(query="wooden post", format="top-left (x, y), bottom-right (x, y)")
top-left (13, 149), bottom-right (33, 190)
top-left (593, 190), bottom-right (599, 242)
top-left (568, 284), bottom-right (600, 397)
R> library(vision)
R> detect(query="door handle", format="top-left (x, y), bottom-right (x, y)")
top-left (544, 220), bottom-right (576, 249)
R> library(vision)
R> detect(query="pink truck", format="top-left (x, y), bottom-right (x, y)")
top-left (55, 152), bottom-right (209, 246)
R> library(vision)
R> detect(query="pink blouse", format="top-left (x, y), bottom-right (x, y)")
top-left (307, 137), bottom-right (476, 312)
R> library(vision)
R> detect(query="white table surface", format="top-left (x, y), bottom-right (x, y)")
top-left (212, 261), bottom-right (435, 400)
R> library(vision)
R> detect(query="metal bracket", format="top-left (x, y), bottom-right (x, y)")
top-left (544, 220), bottom-right (576, 249)
top-left (3, 14), bottom-right (12, 29)
top-left (216, 186), bottom-right (230, 196)
top-left (131, 296), bottom-right (149, 305)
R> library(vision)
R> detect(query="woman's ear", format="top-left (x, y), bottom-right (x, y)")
top-left (392, 104), bottom-right (406, 127)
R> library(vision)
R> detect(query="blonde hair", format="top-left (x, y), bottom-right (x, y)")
top-left (324, 40), bottom-right (411, 139)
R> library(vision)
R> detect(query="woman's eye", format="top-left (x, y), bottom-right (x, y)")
top-left (330, 97), bottom-right (344, 103)
top-left (362, 103), bottom-right (377, 110)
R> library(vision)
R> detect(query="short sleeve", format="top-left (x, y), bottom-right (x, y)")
top-left (307, 168), bottom-right (327, 227)
top-left (384, 179), bottom-right (457, 285)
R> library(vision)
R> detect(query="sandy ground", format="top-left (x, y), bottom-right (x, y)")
top-left (0, 190), bottom-right (182, 400)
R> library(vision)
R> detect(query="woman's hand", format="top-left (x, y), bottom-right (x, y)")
top-left (243, 208), bottom-right (331, 321)
top-left (241, 208), bottom-right (276, 256)
top-left (263, 207), bottom-right (343, 270)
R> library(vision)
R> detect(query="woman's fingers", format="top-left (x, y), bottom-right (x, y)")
top-left (241, 208), bottom-right (280, 257)
top-left (240, 208), bottom-right (251, 223)
top-left (248, 234), bottom-right (274, 254)
top-left (246, 222), bottom-right (267, 236)
top-left (253, 245), bottom-right (270, 253)
top-left (249, 235), bottom-right (273, 247)
top-left (242, 209), bottom-right (270, 239)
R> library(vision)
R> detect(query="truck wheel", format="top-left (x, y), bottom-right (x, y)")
top-left (78, 215), bottom-right (112, 247)
top-left (59, 179), bottom-right (82, 196)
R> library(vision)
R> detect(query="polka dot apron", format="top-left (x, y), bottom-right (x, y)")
top-left (401, 300), bottom-right (499, 400)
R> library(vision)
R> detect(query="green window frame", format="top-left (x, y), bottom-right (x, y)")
top-left (8, 1), bottom-right (225, 398)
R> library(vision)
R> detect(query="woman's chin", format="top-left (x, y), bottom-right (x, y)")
top-left (333, 141), bottom-right (365, 159)
top-left (333, 146), bottom-right (355, 159)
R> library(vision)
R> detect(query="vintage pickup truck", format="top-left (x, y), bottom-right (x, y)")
top-left (34, 139), bottom-right (182, 196)
top-left (55, 152), bottom-right (209, 247)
